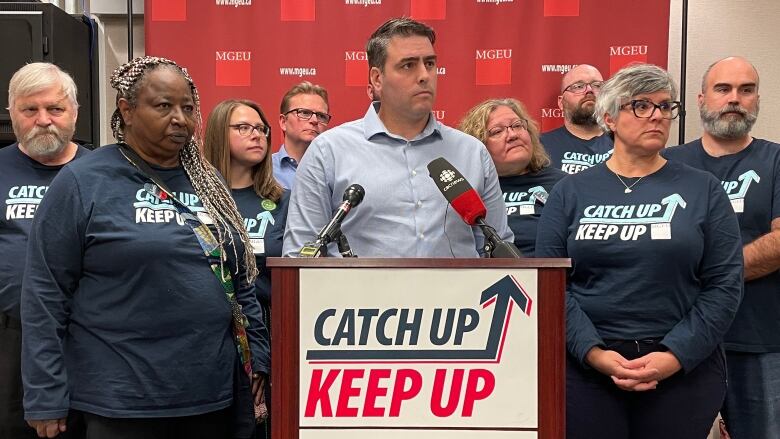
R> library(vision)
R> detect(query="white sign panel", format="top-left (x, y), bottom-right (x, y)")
top-left (301, 431), bottom-right (539, 439)
top-left (298, 268), bottom-right (539, 437)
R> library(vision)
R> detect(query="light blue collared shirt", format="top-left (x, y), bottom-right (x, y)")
top-left (271, 144), bottom-right (298, 190)
top-left (282, 102), bottom-right (513, 257)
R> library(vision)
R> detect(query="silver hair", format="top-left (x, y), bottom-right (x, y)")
top-left (8, 62), bottom-right (79, 109)
top-left (595, 63), bottom-right (678, 133)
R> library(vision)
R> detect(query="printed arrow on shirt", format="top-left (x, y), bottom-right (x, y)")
top-left (505, 186), bottom-right (546, 207)
top-left (659, 193), bottom-right (687, 222)
top-left (256, 210), bottom-right (275, 237)
top-left (305, 275), bottom-right (532, 362)
top-left (730, 170), bottom-right (760, 199)
top-left (5, 198), bottom-right (43, 205)
top-left (505, 200), bottom-right (535, 207)
top-left (579, 193), bottom-right (687, 225)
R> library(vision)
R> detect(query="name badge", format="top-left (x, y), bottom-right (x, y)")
top-left (196, 211), bottom-right (214, 225)
top-left (730, 199), bottom-right (744, 213)
top-left (250, 238), bottom-right (265, 254)
top-left (651, 223), bottom-right (671, 240)
top-left (519, 205), bottom-right (535, 216)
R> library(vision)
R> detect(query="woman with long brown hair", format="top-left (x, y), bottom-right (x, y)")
top-left (205, 99), bottom-right (289, 438)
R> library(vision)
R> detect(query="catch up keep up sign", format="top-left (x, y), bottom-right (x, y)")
top-left (298, 269), bottom-right (539, 438)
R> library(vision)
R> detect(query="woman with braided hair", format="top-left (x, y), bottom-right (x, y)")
top-left (20, 56), bottom-right (269, 438)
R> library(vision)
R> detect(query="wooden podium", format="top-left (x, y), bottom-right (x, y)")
top-left (268, 258), bottom-right (569, 439)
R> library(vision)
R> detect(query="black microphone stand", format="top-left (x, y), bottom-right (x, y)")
top-left (475, 218), bottom-right (523, 258)
top-left (335, 227), bottom-right (357, 258)
top-left (299, 226), bottom-right (357, 258)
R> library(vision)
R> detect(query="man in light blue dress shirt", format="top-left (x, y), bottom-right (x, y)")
top-left (272, 81), bottom-right (330, 189)
top-left (283, 17), bottom-right (512, 257)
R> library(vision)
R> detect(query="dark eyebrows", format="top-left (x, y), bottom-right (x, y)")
top-left (396, 55), bottom-right (437, 65)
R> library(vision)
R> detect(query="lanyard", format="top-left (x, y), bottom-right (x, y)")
top-left (118, 144), bottom-right (253, 376)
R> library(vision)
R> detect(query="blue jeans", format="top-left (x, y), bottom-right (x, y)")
top-left (721, 351), bottom-right (780, 439)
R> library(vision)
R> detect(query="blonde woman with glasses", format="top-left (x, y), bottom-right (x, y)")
top-left (459, 98), bottom-right (565, 255)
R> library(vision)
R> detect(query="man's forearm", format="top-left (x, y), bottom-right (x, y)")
top-left (744, 229), bottom-right (780, 281)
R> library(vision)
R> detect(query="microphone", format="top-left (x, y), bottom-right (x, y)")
top-left (427, 157), bottom-right (486, 225)
top-left (427, 158), bottom-right (522, 258)
top-left (299, 184), bottom-right (365, 257)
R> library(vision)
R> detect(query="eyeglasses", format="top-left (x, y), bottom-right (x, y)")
top-left (621, 99), bottom-right (682, 120)
top-left (487, 119), bottom-right (528, 138)
top-left (562, 80), bottom-right (604, 95)
top-left (230, 123), bottom-right (270, 137)
top-left (284, 108), bottom-right (332, 125)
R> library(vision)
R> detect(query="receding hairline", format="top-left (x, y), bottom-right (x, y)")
top-left (701, 56), bottom-right (760, 92)
top-left (560, 64), bottom-right (603, 92)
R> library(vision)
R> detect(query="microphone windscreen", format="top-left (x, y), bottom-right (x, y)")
top-left (427, 157), bottom-right (486, 225)
top-left (450, 188), bottom-right (486, 225)
top-left (343, 184), bottom-right (365, 207)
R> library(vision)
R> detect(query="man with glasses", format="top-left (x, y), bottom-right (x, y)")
top-left (283, 17), bottom-right (511, 258)
top-left (663, 56), bottom-right (780, 439)
top-left (540, 64), bottom-right (613, 174)
top-left (273, 81), bottom-right (330, 189)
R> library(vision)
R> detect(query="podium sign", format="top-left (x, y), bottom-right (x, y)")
top-left (269, 259), bottom-right (567, 439)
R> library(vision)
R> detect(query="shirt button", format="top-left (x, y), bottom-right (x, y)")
top-left (419, 233), bottom-right (425, 239)
top-left (416, 201), bottom-right (422, 207)
top-left (411, 170), bottom-right (417, 176)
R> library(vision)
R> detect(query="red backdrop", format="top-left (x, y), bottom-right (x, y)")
top-left (145, 0), bottom-right (671, 149)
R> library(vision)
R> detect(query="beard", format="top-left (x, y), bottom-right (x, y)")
top-left (699, 102), bottom-right (758, 140)
top-left (14, 122), bottom-right (75, 158)
top-left (565, 97), bottom-right (598, 127)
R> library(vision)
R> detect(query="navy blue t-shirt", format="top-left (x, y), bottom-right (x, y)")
top-left (0, 143), bottom-right (88, 318)
top-left (232, 186), bottom-right (289, 307)
top-left (21, 144), bottom-right (269, 420)
top-left (499, 166), bottom-right (566, 256)
top-left (663, 138), bottom-right (780, 352)
top-left (540, 126), bottom-right (613, 174)
top-left (535, 161), bottom-right (743, 372)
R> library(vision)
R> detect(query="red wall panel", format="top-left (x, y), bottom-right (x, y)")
top-left (145, 0), bottom-right (671, 150)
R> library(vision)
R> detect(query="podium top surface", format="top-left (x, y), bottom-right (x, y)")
top-left (266, 257), bottom-right (570, 269)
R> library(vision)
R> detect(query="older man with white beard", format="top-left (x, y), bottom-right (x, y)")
top-left (0, 63), bottom-right (88, 439)
top-left (663, 56), bottom-right (780, 439)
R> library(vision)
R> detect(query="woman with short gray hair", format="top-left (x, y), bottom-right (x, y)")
top-left (536, 63), bottom-right (743, 438)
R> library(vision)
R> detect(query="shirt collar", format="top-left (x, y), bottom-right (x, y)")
top-left (363, 101), bottom-right (441, 142)
top-left (277, 144), bottom-right (298, 165)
